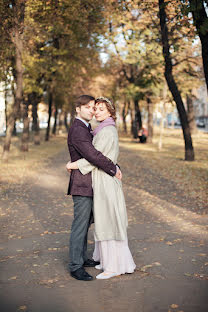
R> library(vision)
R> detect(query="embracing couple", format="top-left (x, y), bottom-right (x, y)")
top-left (66, 95), bottom-right (136, 281)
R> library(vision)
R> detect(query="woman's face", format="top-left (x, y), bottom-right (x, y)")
top-left (94, 102), bottom-right (111, 122)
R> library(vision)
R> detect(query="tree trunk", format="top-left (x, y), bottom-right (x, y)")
top-left (31, 93), bottom-right (40, 145)
top-left (20, 99), bottom-right (29, 151)
top-left (69, 103), bottom-right (76, 127)
top-left (11, 79), bottom-right (17, 136)
top-left (45, 91), bottom-right (52, 141)
top-left (58, 112), bottom-right (64, 133)
top-left (189, 0), bottom-right (208, 91)
top-left (129, 101), bottom-right (134, 136)
top-left (158, 83), bottom-right (167, 150)
top-left (122, 101), bottom-right (128, 133)
top-left (64, 112), bottom-right (69, 131)
top-left (132, 98), bottom-right (142, 138)
top-left (134, 99), bottom-right (142, 130)
top-left (187, 94), bottom-right (198, 135)
top-left (4, 83), bottom-right (8, 130)
top-left (159, 0), bottom-right (194, 161)
top-left (2, 27), bottom-right (24, 161)
top-left (52, 104), bottom-right (58, 135)
top-left (147, 97), bottom-right (153, 143)
top-left (12, 118), bottom-right (17, 136)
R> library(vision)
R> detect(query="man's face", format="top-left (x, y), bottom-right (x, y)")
top-left (76, 100), bottom-right (95, 122)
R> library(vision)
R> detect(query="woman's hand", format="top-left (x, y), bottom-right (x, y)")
top-left (66, 160), bottom-right (79, 172)
top-left (66, 161), bottom-right (72, 173)
top-left (115, 168), bottom-right (122, 180)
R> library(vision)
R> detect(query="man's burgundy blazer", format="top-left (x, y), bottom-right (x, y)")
top-left (67, 118), bottom-right (117, 197)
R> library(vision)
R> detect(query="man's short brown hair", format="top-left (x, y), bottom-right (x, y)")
top-left (75, 95), bottom-right (95, 108)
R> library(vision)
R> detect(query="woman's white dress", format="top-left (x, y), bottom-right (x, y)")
top-left (77, 126), bottom-right (136, 275)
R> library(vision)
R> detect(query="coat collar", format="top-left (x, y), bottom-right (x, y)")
top-left (75, 117), bottom-right (89, 128)
top-left (73, 118), bottom-right (89, 129)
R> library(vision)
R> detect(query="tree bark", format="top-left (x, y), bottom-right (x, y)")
top-left (52, 103), bottom-right (58, 135)
top-left (187, 94), bottom-right (198, 135)
top-left (159, 0), bottom-right (194, 161)
top-left (64, 112), bottom-right (69, 131)
top-left (11, 78), bottom-right (17, 137)
top-left (31, 92), bottom-right (40, 145)
top-left (69, 103), bottom-right (76, 127)
top-left (122, 101), bottom-right (128, 133)
top-left (147, 97), bottom-right (153, 143)
top-left (45, 91), bottom-right (53, 141)
top-left (2, 27), bottom-right (24, 161)
top-left (4, 84), bottom-right (8, 132)
top-left (134, 98), bottom-right (142, 130)
top-left (132, 98), bottom-right (142, 138)
top-left (189, 0), bottom-right (208, 91)
top-left (158, 83), bottom-right (167, 150)
top-left (20, 99), bottom-right (29, 151)
top-left (12, 118), bottom-right (17, 136)
top-left (58, 112), bottom-right (63, 133)
top-left (129, 101), bottom-right (134, 136)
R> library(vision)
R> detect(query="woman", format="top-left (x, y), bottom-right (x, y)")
top-left (67, 97), bottom-right (136, 279)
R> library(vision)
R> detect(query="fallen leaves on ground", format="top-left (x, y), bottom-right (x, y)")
top-left (17, 306), bottom-right (27, 311)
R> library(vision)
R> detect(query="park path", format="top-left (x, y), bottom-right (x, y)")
top-left (0, 141), bottom-right (208, 312)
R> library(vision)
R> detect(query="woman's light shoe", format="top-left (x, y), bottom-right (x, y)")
top-left (96, 271), bottom-right (119, 279)
top-left (95, 264), bottom-right (102, 270)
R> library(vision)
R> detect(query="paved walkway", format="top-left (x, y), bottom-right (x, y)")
top-left (0, 143), bottom-right (208, 312)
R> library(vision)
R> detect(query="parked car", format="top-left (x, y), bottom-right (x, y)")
top-left (174, 120), bottom-right (181, 127)
top-left (197, 120), bottom-right (205, 128)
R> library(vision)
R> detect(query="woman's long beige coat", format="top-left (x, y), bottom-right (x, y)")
top-left (77, 126), bottom-right (128, 241)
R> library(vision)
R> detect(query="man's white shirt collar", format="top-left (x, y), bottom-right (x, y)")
top-left (76, 117), bottom-right (89, 128)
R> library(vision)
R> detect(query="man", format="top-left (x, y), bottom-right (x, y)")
top-left (66, 95), bottom-right (121, 281)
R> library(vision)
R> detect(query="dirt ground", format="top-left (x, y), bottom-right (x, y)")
top-left (0, 130), bottom-right (208, 312)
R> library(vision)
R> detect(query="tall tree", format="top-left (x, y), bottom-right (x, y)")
top-left (189, 0), bottom-right (208, 91)
top-left (104, 0), bottom-right (165, 139)
top-left (26, 0), bottom-right (106, 140)
top-left (159, 0), bottom-right (194, 161)
top-left (1, 0), bottom-right (25, 160)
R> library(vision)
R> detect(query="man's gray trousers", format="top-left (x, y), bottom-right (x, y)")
top-left (69, 195), bottom-right (93, 272)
